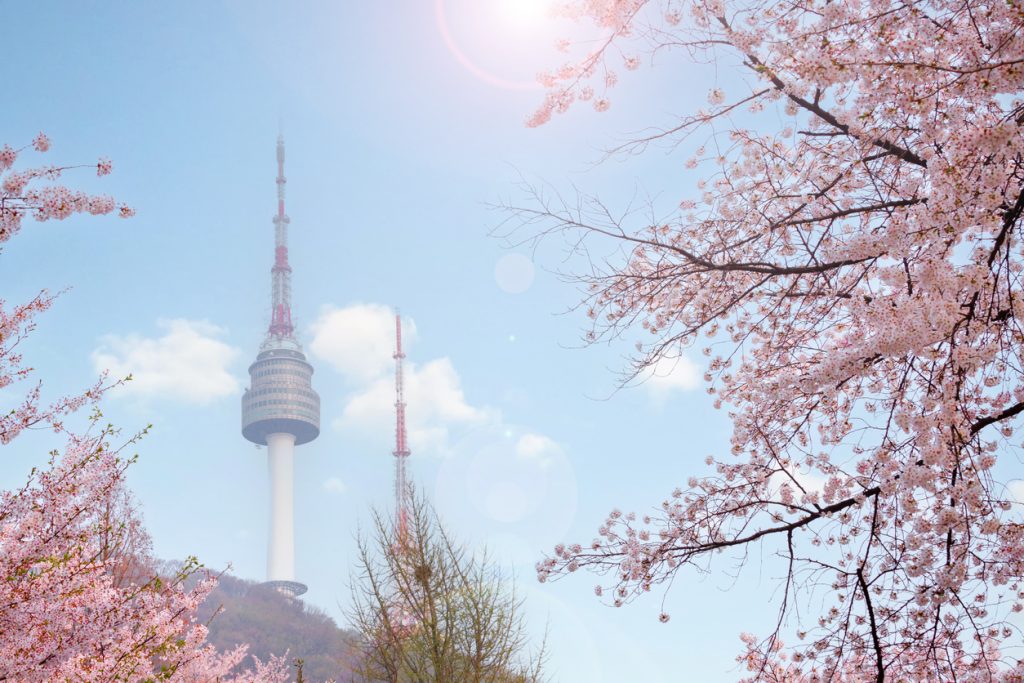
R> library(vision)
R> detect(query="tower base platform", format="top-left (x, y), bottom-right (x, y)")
top-left (261, 579), bottom-right (308, 598)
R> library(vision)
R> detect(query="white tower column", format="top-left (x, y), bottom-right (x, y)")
top-left (266, 431), bottom-right (297, 582)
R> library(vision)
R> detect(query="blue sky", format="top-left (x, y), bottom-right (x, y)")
top-left (1, 2), bottom-right (784, 680)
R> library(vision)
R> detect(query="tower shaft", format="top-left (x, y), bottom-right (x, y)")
top-left (266, 432), bottom-right (296, 581)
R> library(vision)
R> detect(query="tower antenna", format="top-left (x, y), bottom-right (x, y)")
top-left (393, 312), bottom-right (411, 544)
top-left (268, 134), bottom-right (294, 338)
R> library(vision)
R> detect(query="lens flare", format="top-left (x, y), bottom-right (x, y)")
top-left (435, 0), bottom-right (545, 90)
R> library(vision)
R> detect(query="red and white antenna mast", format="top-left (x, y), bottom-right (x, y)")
top-left (393, 312), bottom-right (412, 543)
top-left (267, 135), bottom-right (294, 339)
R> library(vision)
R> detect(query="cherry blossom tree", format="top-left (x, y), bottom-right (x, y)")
top-left (519, 1), bottom-right (1024, 680)
top-left (0, 132), bottom-right (131, 446)
top-left (0, 135), bottom-right (289, 682)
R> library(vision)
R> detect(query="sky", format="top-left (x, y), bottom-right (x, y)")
top-left (0, 2), bottom-right (789, 680)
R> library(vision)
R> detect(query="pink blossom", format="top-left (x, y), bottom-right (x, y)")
top-left (0, 145), bottom-right (15, 170)
top-left (32, 132), bottom-right (50, 152)
top-left (2, 172), bottom-right (28, 196)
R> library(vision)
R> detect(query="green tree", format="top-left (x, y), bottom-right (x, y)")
top-left (348, 491), bottom-right (546, 683)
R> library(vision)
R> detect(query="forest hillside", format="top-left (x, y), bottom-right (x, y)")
top-left (195, 572), bottom-right (362, 682)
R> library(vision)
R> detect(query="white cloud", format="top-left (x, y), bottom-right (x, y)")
top-left (308, 303), bottom-right (416, 383)
top-left (1007, 480), bottom-right (1024, 506)
top-left (998, 481), bottom-right (1024, 522)
top-left (311, 304), bottom-right (491, 454)
top-left (793, 469), bottom-right (826, 494)
top-left (768, 465), bottom-right (826, 505)
top-left (641, 354), bottom-right (701, 398)
top-left (337, 357), bottom-right (491, 454)
top-left (775, 468), bottom-right (826, 495)
top-left (323, 477), bottom-right (347, 495)
top-left (92, 319), bottom-right (239, 404)
top-left (515, 433), bottom-right (561, 469)
top-left (313, 302), bottom-right (578, 540)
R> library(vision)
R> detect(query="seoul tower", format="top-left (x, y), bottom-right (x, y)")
top-left (241, 135), bottom-right (320, 598)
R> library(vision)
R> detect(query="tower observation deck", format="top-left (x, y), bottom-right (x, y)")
top-left (241, 135), bottom-right (320, 599)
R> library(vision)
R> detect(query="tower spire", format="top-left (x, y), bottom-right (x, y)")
top-left (393, 312), bottom-right (411, 542)
top-left (268, 135), bottom-right (294, 339)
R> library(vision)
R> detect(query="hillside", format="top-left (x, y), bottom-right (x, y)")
top-left (195, 572), bottom-right (362, 682)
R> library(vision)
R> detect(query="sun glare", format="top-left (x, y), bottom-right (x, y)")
top-left (496, 0), bottom-right (550, 25)
top-left (435, 0), bottom-right (551, 90)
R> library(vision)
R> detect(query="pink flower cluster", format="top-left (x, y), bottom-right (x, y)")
top-left (0, 133), bottom-right (133, 243)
